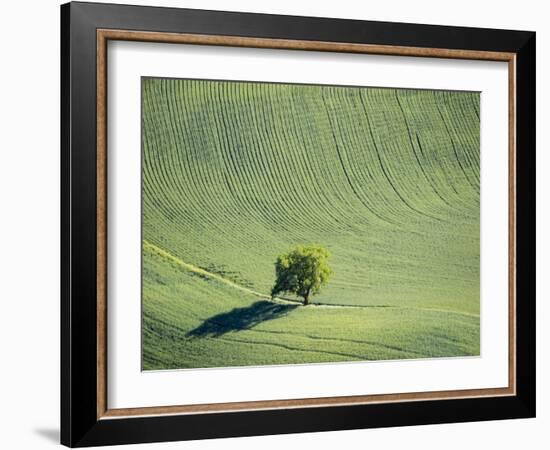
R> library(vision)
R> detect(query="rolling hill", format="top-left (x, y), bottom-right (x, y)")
top-left (141, 77), bottom-right (480, 370)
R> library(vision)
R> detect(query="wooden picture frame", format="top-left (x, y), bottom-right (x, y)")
top-left (61, 1), bottom-right (535, 447)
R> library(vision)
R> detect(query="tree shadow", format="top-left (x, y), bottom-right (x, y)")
top-left (187, 300), bottom-right (298, 338)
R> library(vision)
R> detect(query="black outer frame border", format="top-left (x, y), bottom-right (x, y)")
top-left (60, 1), bottom-right (536, 447)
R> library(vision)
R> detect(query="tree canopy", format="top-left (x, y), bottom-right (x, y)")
top-left (271, 245), bottom-right (332, 305)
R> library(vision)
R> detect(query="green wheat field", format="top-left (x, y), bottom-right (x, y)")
top-left (141, 77), bottom-right (480, 370)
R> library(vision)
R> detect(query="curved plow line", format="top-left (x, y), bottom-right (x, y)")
top-left (144, 80), bottom-right (260, 254)
top-left (145, 79), bottom-right (480, 286)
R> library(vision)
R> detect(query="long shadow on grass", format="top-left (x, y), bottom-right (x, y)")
top-left (187, 300), bottom-right (298, 338)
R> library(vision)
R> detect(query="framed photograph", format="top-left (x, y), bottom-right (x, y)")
top-left (61, 1), bottom-right (536, 447)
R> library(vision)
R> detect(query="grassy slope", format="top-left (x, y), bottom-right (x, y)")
top-left (142, 78), bottom-right (480, 370)
top-left (143, 244), bottom-right (479, 369)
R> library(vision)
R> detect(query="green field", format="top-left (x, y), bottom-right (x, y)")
top-left (142, 78), bottom-right (480, 370)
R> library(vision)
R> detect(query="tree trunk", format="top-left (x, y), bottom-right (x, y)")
top-left (303, 289), bottom-right (310, 306)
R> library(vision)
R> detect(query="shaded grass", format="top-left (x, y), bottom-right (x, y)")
top-left (186, 301), bottom-right (299, 338)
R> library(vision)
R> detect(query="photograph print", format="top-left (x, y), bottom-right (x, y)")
top-left (141, 77), bottom-right (480, 370)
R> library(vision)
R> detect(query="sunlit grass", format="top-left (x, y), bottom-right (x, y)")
top-left (142, 78), bottom-right (480, 369)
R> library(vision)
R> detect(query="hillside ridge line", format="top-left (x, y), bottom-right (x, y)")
top-left (143, 240), bottom-right (479, 317)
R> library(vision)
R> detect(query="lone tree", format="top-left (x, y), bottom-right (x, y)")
top-left (271, 245), bottom-right (332, 305)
